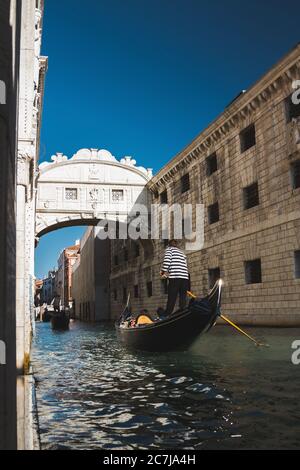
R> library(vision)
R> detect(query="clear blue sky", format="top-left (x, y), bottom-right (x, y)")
top-left (35, 0), bottom-right (300, 278)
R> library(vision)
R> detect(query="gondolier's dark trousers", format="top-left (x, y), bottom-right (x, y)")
top-left (165, 278), bottom-right (190, 316)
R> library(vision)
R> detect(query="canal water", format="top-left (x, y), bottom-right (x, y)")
top-left (32, 321), bottom-right (300, 450)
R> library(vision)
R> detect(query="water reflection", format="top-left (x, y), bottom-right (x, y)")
top-left (32, 321), bottom-right (300, 450)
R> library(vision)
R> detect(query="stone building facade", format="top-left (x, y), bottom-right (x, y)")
top-left (41, 269), bottom-right (57, 304)
top-left (16, 0), bottom-right (47, 449)
top-left (72, 227), bottom-right (111, 321)
top-left (0, 0), bottom-right (21, 450)
top-left (57, 243), bottom-right (80, 308)
top-left (0, 0), bottom-right (47, 449)
top-left (110, 45), bottom-right (300, 326)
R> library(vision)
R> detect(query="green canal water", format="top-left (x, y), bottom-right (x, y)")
top-left (32, 321), bottom-right (300, 450)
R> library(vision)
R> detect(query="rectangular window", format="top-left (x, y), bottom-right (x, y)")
top-left (146, 281), bottom-right (153, 297)
top-left (206, 152), bottom-right (218, 176)
top-left (295, 251), bottom-right (300, 279)
top-left (65, 188), bottom-right (78, 200)
top-left (243, 182), bottom-right (259, 209)
top-left (134, 243), bottom-right (140, 257)
top-left (124, 248), bottom-right (128, 262)
top-left (112, 189), bottom-right (124, 202)
top-left (245, 259), bottom-right (262, 284)
top-left (113, 289), bottom-right (117, 301)
top-left (122, 287), bottom-right (127, 303)
top-left (114, 255), bottom-right (119, 266)
top-left (160, 190), bottom-right (168, 204)
top-left (208, 202), bottom-right (219, 224)
top-left (240, 124), bottom-right (256, 153)
top-left (208, 267), bottom-right (221, 289)
top-left (134, 284), bottom-right (139, 298)
top-left (181, 173), bottom-right (190, 193)
top-left (291, 160), bottom-right (300, 189)
top-left (286, 94), bottom-right (300, 122)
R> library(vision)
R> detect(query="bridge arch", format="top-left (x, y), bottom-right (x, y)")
top-left (36, 148), bottom-right (153, 238)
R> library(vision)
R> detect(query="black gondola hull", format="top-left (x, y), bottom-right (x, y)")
top-left (116, 308), bottom-right (216, 351)
top-left (51, 314), bottom-right (70, 330)
top-left (115, 280), bottom-right (222, 352)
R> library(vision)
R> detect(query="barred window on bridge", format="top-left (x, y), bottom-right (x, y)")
top-left (65, 188), bottom-right (78, 200)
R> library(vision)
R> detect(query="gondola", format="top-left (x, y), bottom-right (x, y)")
top-left (115, 279), bottom-right (223, 352)
top-left (42, 308), bottom-right (51, 322)
top-left (51, 311), bottom-right (70, 330)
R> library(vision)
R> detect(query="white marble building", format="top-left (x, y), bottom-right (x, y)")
top-left (36, 148), bottom-right (153, 237)
top-left (15, 0), bottom-right (47, 450)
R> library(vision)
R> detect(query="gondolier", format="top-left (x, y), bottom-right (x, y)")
top-left (160, 239), bottom-right (190, 316)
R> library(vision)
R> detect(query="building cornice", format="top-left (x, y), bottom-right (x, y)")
top-left (148, 44), bottom-right (300, 192)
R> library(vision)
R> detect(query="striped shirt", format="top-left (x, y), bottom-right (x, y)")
top-left (162, 246), bottom-right (189, 279)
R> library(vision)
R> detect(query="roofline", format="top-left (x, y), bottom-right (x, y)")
top-left (149, 42), bottom-right (300, 187)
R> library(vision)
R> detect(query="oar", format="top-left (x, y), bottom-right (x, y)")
top-left (187, 290), bottom-right (268, 347)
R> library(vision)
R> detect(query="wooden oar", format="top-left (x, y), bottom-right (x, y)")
top-left (187, 291), bottom-right (268, 347)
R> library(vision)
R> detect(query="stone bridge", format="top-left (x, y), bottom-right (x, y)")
top-left (36, 148), bottom-right (153, 238)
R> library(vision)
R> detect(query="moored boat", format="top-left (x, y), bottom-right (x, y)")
top-left (51, 311), bottom-right (70, 330)
top-left (115, 279), bottom-right (223, 352)
top-left (42, 308), bottom-right (52, 322)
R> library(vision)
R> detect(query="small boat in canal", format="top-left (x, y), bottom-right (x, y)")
top-left (116, 279), bottom-right (223, 352)
top-left (51, 310), bottom-right (70, 330)
top-left (42, 308), bottom-right (52, 323)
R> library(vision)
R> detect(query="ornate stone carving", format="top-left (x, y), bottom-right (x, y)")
top-left (17, 148), bottom-right (33, 185)
top-left (89, 164), bottom-right (100, 179)
top-left (120, 156), bottom-right (136, 166)
top-left (89, 188), bottom-right (99, 200)
top-left (51, 152), bottom-right (68, 163)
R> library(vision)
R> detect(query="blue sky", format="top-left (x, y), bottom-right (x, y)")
top-left (35, 0), bottom-right (300, 278)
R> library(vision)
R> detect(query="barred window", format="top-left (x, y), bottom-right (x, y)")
top-left (208, 202), bottom-right (219, 224)
top-left (134, 284), bottom-right (139, 298)
top-left (65, 188), bottom-right (78, 200)
top-left (146, 281), bottom-right (153, 297)
top-left (291, 160), bottom-right (300, 189)
top-left (245, 259), bottom-right (262, 284)
top-left (208, 267), bottom-right (220, 289)
top-left (295, 251), bottom-right (300, 279)
top-left (134, 243), bottom-right (140, 257)
top-left (181, 173), bottom-right (190, 193)
top-left (243, 182), bottom-right (259, 209)
top-left (112, 189), bottom-right (124, 202)
top-left (206, 152), bottom-right (218, 176)
top-left (240, 124), bottom-right (256, 153)
top-left (160, 190), bottom-right (168, 204)
top-left (286, 94), bottom-right (300, 122)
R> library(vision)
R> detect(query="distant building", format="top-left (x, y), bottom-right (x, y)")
top-left (57, 242), bottom-right (80, 307)
top-left (34, 279), bottom-right (43, 306)
top-left (72, 227), bottom-right (110, 321)
top-left (41, 269), bottom-right (57, 304)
